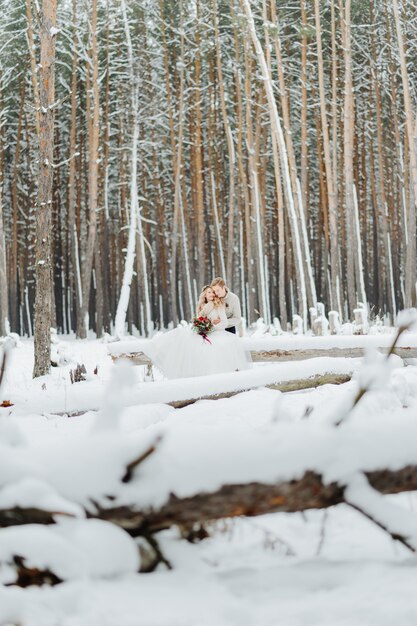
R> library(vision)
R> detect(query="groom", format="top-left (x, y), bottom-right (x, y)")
top-left (211, 277), bottom-right (242, 335)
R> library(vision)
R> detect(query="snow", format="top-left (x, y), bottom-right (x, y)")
top-left (0, 478), bottom-right (83, 516)
top-left (397, 307), bottom-right (417, 330)
top-left (1, 334), bottom-right (417, 624)
top-left (0, 520), bottom-right (139, 584)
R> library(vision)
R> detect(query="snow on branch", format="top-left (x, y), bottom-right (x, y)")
top-left (345, 473), bottom-right (417, 552)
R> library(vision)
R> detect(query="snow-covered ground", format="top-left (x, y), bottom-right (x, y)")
top-left (1, 335), bottom-right (417, 625)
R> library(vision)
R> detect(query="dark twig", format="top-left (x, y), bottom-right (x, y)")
top-left (315, 509), bottom-right (329, 556)
top-left (141, 532), bottom-right (173, 571)
top-left (122, 436), bottom-right (162, 483)
top-left (346, 501), bottom-right (415, 554)
top-left (0, 347), bottom-right (8, 391)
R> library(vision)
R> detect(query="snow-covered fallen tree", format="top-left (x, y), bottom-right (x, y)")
top-left (1, 315), bottom-right (417, 586)
top-left (3, 356), bottom-right (361, 416)
top-left (108, 332), bottom-right (417, 364)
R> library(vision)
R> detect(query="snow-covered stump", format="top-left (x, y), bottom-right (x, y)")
top-left (312, 303), bottom-right (329, 336)
top-left (329, 311), bottom-right (341, 335)
top-left (309, 307), bottom-right (317, 329)
top-left (353, 303), bottom-right (369, 335)
top-left (271, 317), bottom-right (283, 335)
top-left (292, 314), bottom-right (304, 335)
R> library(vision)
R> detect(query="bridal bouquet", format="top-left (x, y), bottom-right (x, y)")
top-left (192, 316), bottom-right (213, 344)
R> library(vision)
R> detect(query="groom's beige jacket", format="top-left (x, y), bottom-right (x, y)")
top-left (224, 289), bottom-right (242, 332)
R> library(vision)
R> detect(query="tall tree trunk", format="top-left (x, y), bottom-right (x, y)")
top-left (213, 0), bottom-right (235, 283)
top-left (194, 0), bottom-right (205, 290)
top-left (231, 2), bottom-right (255, 323)
top-left (392, 0), bottom-right (417, 308)
top-left (67, 0), bottom-right (81, 332)
top-left (0, 69), bottom-right (8, 336)
top-left (77, 0), bottom-right (99, 338)
top-left (343, 0), bottom-right (359, 314)
top-left (369, 0), bottom-right (395, 319)
top-left (0, 84), bottom-right (7, 336)
top-left (114, 0), bottom-right (139, 338)
top-left (314, 0), bottom-right (342, 315)
top-left (170, 0), bottom-right (187, 324)
top-left (10, 77), bottom-right (26, 334)
top-left (300, 0), bottom-right (309, 220)
top-left (26, 0), bottom-right (41, 138)
top-left (33, 0), bottom-right (56, 377)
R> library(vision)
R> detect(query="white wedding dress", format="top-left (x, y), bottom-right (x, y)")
top-left (146, 306), bottom-right (250, 379)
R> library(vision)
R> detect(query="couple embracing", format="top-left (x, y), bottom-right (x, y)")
top-left (148, 277), bottom-right (251, 379)
top-left (198, 277), bottom-right (242, 335)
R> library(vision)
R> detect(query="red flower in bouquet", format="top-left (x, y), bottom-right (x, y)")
top-left (192, 315), bottom-right (213, 344)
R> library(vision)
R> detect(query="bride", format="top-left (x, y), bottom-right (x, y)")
top-left (146, 286), bottom-right (251, 379)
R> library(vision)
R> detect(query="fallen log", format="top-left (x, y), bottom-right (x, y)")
top-left (3, 465), bottom-right (416, 585)
top-left (33, 358), bottom-right (358, 417)
top-left (51, 372), bottom-right (350, 416)
top-left (1, 465), bottom-right (416, 536)
top-left (108, 334), bottom-right (417, 365)
top-left (91, 466), bottom-right (417, 536)
top-left (110, 346), bottom-right (417, 365)
top-left (251, 346), bottom-right (417, 361)
top-left (168, 373), bottom-right (351, 409)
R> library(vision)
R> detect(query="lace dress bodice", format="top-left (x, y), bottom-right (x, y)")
top-left (199, 303), bottom-right (228, 331)
top-left (207, 306), bottom-right (228, 331)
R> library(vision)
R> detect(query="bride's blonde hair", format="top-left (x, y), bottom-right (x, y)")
top-left (197, 285), bottom-right (224, 314)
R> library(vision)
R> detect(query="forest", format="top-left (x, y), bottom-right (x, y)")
top-left (3, 3), bottom-right (417, 623)
top-left (0, 0), bottom-right (416, 341)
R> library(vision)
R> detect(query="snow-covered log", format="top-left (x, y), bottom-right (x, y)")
top-left (17, 358), bottom-right (360, 416)
top-left (92, 465), bottom-right (417, 539)
top-left (1, 466), bottom-right (417, 542)
top-left (164, 373), bottom-right (351, 409)
top-left (108, 344), bottom-right (417, 366)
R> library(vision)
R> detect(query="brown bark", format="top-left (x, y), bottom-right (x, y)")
top-left (314, 0), bottom-right (341, 314)
top-left (300, 0), bottom-right (309, 220)
top-left (193, 0), bottom-right (205, 290)
top-left (26, 0), bottom-right (41, 137)
top-left (10, 76), bottom-right (26, 333)
top-left (2, 466), bottom-right (416, 539)
top-left (33, 0), bottom-right (56, 377)
top-left (232, 7), bottom-right (255, 322)
top-left (342, 0), bottom-right (357, 314)
top-left (77, 0), bottom-right (99, 338)
top-left (392, 0), bottom-right (417, 308)
top-left (0, 71), bottom-right (8, 336)
top-left (213, 0), bottom-right (235, 283)
top-left (67, 0), bottom-right (81, 328)
top-left (369, 0), bottom-right (394, 318)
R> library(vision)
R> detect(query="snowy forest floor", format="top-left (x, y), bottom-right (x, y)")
top-left (1, 335), bottom-right (417, 625)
